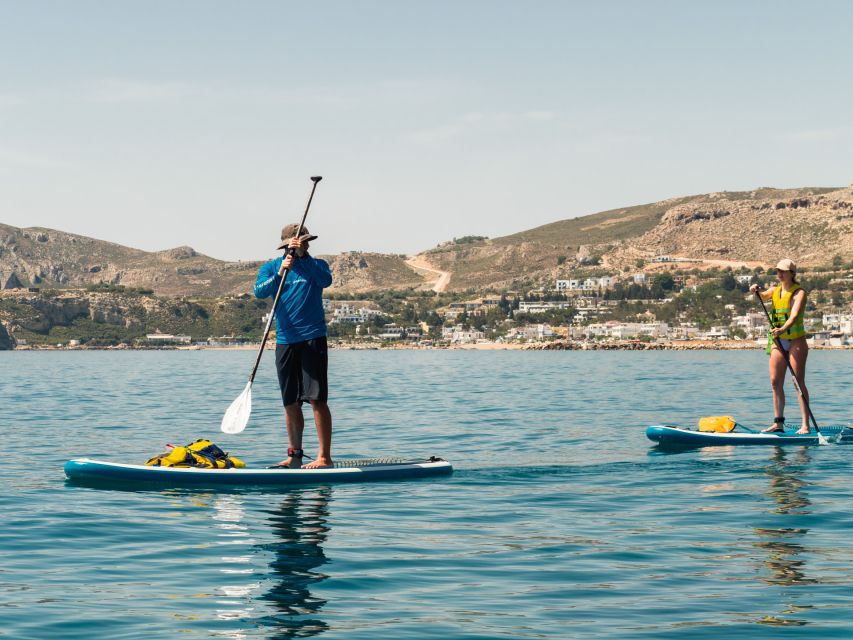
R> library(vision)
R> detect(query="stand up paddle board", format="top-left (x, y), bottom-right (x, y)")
top-left (647, 424), bottom-right (852, 448)
top-left (65, 456), bottom-right (452, 487)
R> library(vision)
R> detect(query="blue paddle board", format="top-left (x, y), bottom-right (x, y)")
top-left (646, 425), bottom-right (852, 448)
top-left (65, 457), bottom-right (452, 487)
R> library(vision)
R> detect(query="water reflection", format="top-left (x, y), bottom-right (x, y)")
top-left (762, 447), bottom-right (811, 517)
top-left (211, 494), bottom-right (261, 628)
top-left (754, 447), bottom-right (815, 627)
top-left (257, 488), bottom-right (332, 638)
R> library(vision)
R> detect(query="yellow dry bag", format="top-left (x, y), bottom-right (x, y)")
top-left (698, 416), bottom-right (737, 433)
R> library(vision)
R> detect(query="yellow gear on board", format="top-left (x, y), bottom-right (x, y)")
top-left (146, 439), bottom-right (245, 468)
top-left (698, 416), bottom-right (737, 433)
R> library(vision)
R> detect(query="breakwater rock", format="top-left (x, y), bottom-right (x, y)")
top-left (527, 339), bottom-right (760, 351)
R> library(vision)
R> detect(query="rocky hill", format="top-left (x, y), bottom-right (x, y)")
top-left (3, 184), bottom-right (852, 298)
top-left (0, 224), bottom-right (424, 296)
top-left (0, 224), bottom-right (263, 296)
top-left (420, 185), bottom-right (851, 290)
top-left (325, 252), bottom-right (424, 291)
top-left (611, 186), bottom-right (853, 267)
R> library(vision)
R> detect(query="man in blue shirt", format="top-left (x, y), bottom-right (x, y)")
top-left (254, 223), bottom-right (334, 468)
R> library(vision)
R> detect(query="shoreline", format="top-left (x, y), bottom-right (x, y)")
top-left (8, 339), bottom-right (853, 352)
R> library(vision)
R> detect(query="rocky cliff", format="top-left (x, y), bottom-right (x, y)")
top-left (615, 186), bottom-right (853, 266)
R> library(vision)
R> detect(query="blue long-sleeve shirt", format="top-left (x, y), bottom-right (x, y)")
top-left (254, 254), bottom-right (333, 344)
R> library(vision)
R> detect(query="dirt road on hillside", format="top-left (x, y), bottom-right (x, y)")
top-left (405, 255), bottom-right (452, 293)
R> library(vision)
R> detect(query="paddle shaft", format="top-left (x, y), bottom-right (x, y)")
top-left (754, 291), bottom-right (821, 434)
top-left (247, 177), bottom-right (322, 384)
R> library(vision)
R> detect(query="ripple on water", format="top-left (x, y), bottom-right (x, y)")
top-left (1, 350), bottom-right (852, 638)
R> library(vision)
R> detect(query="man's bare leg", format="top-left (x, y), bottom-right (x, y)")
top-left (302, 400), bottom-right (333, 468)
top-left (274, 402), bottom-right (305, 467)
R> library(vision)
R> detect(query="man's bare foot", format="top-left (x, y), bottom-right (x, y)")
top-left (761, 425), bottom-right (785, 433)
top-left (795, 427), bottom-right (811, 435)
top-left (270, 448), bottom-right (304, 469)
top-left (302, 457), bottom-right (333, 469)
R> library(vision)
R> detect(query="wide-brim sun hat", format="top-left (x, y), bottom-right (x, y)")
top-left (277, 223), bottom-right (318, 250)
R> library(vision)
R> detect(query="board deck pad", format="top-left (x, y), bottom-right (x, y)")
top-left (325, 457), bottom-right (426, 468)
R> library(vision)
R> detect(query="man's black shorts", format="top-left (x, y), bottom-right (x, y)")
top-left (274, 337), bottom-right (329, 406)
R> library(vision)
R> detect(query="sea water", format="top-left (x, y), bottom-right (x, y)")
top-left (1, 349), bottom-right (852, 639)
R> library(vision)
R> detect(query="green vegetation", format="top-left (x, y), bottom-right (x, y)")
top-left (0, 291), bottom-right (271, 346)
top-left (452, 236), bottom-right (488, 245)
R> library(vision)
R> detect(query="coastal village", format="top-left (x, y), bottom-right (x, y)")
top-left (318, 270), bottom-right (853, 349)
top-left (4, 263), bottom-right (850, 350)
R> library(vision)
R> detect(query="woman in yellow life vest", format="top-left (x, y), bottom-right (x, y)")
top-left (749, 258), bottom-right (810, 434)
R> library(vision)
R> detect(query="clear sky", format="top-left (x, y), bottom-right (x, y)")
top-left (2, 0), bottom-right (852, 261)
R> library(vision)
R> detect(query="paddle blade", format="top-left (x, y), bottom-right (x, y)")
top-left (221, 382), bottom-right (252, 434)
top-left (817, 432), bottom-right (830, 446)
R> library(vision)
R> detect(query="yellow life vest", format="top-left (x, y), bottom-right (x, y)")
top-left (146, 439), bottom-right (246, 469)
top-left (770, 284), bottom-right (806, 340)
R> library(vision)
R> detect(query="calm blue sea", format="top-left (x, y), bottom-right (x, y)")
top-left (1, 349), bottom-right (852, 639)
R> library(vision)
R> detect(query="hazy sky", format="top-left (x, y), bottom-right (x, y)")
top-left (2, 1), bottom-right (852, 262)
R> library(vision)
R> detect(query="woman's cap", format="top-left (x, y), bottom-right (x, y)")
top-left (775, 258), bottom-right (796, 273)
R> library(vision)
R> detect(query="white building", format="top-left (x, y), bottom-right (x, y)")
top-left (518, 301), bottom-right (573, 313)
top-left (145, 333), bottom-right (191, 344)
top-left (700, 326), bottom-right (730, 339)
top-left (822, 313), bottom-right (852, 334)
top-left (669, 324), bottom-right (700, 339)
top-left (329, 305), bottom-right (384, 324)
top-left (404, 325), bottom-right (423, 340)
top-left (583, 321), bottom-right (669, 340)
top-left (555, 276), bottom-right (616, 292)
top-left (555, 279), bottom-right (578, 291)
top-left (442, 325), bottom-right (485, 344)
top-left (732, 313), bottom-right (766, 336)
top-left (510, 323), bottom-right (555, 340)
top-left (376, 324), bottom-right (405, 340)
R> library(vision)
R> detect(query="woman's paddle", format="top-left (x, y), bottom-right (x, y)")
top-left (754, 291), bottom-right (828, 445)
top-left (221, 176), bottom-right (322, 435)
